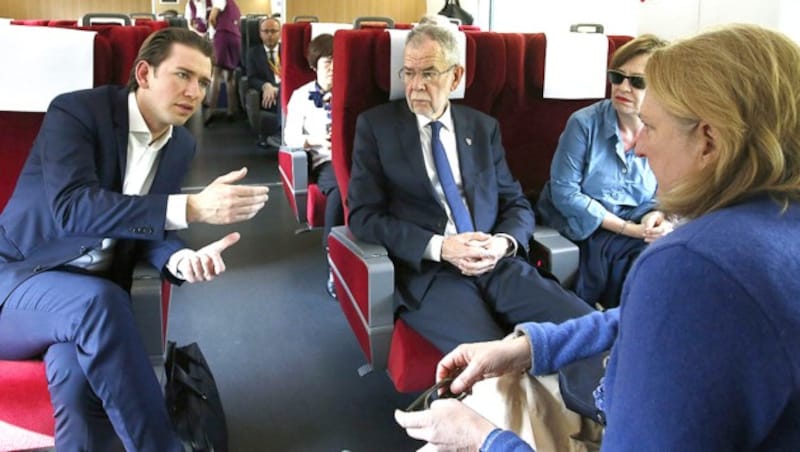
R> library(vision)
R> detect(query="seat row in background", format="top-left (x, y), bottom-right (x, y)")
top-left (0, 21), bottom-right (173, 450)
top-left (299, 25), bottom-right (631, 393)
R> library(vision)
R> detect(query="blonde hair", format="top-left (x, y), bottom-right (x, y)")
top-left (646, 24), bottom-right (800, 218)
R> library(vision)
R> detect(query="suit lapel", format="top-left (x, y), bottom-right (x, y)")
top-left (394, 104), bottom-right (438, 200)
top-left (451, 105), bottom-right (477, 217)
top-left (112, 88), bottom-right (130, 189)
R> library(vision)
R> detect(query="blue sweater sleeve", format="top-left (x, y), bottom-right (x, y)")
top-left (516, 309), bottom-right (619, 375)
top-left (602, 245), bottom-right (792, 450)
top-left (481, 428), bottom-right (535, 452)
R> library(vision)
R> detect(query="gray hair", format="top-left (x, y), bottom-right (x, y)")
top-left (406, 22), bottom-right (459, 66)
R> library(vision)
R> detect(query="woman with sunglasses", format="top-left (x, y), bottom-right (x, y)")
top-left (537, 34), bottom-right (671, 309)
top-left (397, 24), bottom-right (800, 451)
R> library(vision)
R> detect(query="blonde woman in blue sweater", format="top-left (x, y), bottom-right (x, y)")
top-left (396, 24), bottom-right (800, 451)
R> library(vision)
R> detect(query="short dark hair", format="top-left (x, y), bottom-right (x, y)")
top-left (127, 27), bottom-right (214, 90)
top-left (306, 33), bottom-right (333, 70)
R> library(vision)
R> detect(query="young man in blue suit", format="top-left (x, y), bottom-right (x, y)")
top-left (348, 23), bottom-right (592, 353)
top-left (0, 28), bottom-right (268, 450)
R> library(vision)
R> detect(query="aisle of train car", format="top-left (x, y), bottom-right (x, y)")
top-left (167, 113), bottom-right (419, 451)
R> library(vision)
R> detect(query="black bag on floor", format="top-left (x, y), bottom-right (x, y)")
top-left (438, 0), bottom-right (474, 25)
top-left (165, 341), bottom-right (229, 452)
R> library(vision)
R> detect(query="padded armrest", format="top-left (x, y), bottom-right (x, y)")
top-left (328, 226), bottom-right (394, 370)
top-left (131, 262), bottom-right (166, 366)
top-left (531, 226), bottom-right (579, 288)
top-left (278, 146), bottom-right (309, 223)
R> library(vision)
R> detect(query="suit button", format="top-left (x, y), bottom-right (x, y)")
top-left (33, 265), bottom-right (43, 273)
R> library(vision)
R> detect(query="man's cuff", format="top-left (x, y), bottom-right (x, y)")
top-left (166, 248), bottom-right (195, 280)
top-left (166, 194), bottom-right (189, 230)
top-left (494, 233), bottom-right (518, 257)
top-left (423, 234), bottom-right (444, 262)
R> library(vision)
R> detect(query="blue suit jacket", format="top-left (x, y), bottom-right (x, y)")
top-left (0, 86), bottom-right (194, 304)
top-left (348, 101), bottom-right (535, 309)
top-left (246, 43), bottom-right (280, 92)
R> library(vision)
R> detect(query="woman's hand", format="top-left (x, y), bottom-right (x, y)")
top-left (437, 336), bottom-right (532, 395)
top-left (395, 400), bottom-right (497, 452)
top-left (640, 210), bottom-right (674, 242)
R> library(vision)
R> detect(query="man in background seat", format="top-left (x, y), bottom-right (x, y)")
top-left (247, 17), bottom-right (282, 147)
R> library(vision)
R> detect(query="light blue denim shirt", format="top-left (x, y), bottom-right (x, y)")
top-left (537, 100), bottom-right (657, 241)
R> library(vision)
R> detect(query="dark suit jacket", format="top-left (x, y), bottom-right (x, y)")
top-left (246, 43), bottom-right (280, 93)
top-left (348, 101), bottom-right (535, 309)
top-left (0, 86), bottom-right (194, 304)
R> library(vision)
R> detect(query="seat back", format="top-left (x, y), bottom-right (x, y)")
top-left (496, 33), bottom-right (631, 200)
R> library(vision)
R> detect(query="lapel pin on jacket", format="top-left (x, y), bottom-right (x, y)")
top-left (465, 137), bottom-right (472, 146)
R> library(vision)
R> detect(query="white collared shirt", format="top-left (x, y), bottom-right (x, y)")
top-left (68, 93), bottom-right (188, 273)
top-left (418, 104), bottom-right (518, 261)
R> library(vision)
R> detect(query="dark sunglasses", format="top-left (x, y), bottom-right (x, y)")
top-left (607, 70), bottom-right (646, 90)
top-left (405, 377), bottom-right (467, 412)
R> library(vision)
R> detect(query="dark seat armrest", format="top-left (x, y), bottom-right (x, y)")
top-left (532, 226), bottom-right (580, 289)
top-left (131, 262), bottom-right (166, 366)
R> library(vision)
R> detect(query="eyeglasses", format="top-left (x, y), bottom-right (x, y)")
top-left (261, 29), bottom-right (280, 34)
top-left (607, 70), bottom-right (646, 90)
top-left (398, 65), bottom-right (456, 84)
top-left (405, 377), bottom-right (467, 412)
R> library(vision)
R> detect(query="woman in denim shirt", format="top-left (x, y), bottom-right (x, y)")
top-left (537, 35), bottom-right (673, 308)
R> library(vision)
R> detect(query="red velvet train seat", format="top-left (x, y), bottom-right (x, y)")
top-left (328, 29), bottom-right (508, 392)
top-left (496, 33), bottom-right (631, 200)
top-left (0, 26), bottom-right (169, 450)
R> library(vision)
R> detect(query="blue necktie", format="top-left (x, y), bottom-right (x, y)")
top-left (430, 121), bottom-right (474, 233)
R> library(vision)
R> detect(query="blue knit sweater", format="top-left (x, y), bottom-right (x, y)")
top-left (483, 196), bottom-right (800, 451)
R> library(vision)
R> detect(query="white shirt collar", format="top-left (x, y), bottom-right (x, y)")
top-left (415, 103), bottom-right (454, 132)
top-left (127, 92), bottom-right (173, 149)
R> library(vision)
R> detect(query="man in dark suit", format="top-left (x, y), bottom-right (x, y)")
top-left (246, 16), bottom-right (282, 146)
top-left (348, 23), bottom-right (592, 353)
top-left (0, 28), bottom-right (268, 450)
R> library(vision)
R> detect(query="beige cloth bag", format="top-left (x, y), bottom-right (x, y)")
top-left (463, 372), bottom-right (604, 452)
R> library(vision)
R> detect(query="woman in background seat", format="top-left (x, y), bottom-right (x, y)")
top-left (537, 34), bottom-right (671, 308)
top-left (283, 34), bottom-right (343, 299)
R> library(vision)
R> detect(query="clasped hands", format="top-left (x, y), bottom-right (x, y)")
top-left (441, 232), bottom-right (510, 276)
top-left (640, 210), bottom-right (674, 243)
top-left (394, 336), bottom-right (533, 451)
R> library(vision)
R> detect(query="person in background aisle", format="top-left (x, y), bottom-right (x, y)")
top-left (202, 0), bottom-right (242, 125)
top-left (246, 16), bottom-right (283, 148)
top-left (396, 24), bottom-right (800, 451)
top-left (185, 0), bottom-right (211, 37)
top-left (283, 33), bottom-right (343, 299)
top-left (0, 28), bottom-right (269, 451)
top-left (537, 34), bottom-right (672, 309)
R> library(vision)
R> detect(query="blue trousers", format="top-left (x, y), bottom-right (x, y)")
top-left (0, 270), bottom-right (183, 452)
top-left (576, 229), bottom-right (647, 308)
top-left (400, 257), bottom-right (593, 353)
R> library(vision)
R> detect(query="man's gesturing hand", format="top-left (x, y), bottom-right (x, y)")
top-left (187, 167), bottom-right (269, 224)
top-left (177, 232), bottom-right (241, 283)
